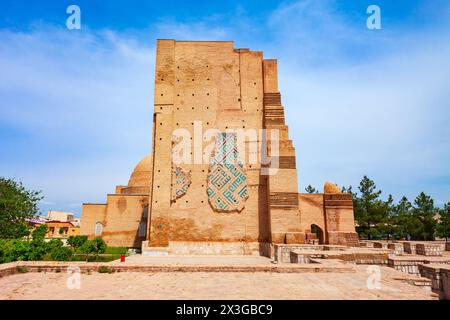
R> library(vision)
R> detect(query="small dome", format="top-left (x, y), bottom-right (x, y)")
top-left (128, 154), bottom-right (152, 187)
top-left (324, 181), bottom-right (341, 193)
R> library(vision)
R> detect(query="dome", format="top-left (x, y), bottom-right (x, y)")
top-left (323, 181), bottom-right (341, 194)
top-left (128, 154), bottom-right (152, 187)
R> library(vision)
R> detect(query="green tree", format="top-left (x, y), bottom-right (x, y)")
top-left (67, 235), bottom-right (87, 250)
top-left (341, 185), bottom-right (353, 194)
top-left (0, 177), bottom-right (43, 239)
top-left (380, 194), bottom-right (396, 240)
top-left (45, 238), bottom-right (64, 252)
top-left (27, 225), bottom-right (49, 260)
top-left (393, 196), bottom-right (413, 240)
top-left (436, 202), bottom-right (450, 241)
top-left (31, 224), bottom-right (48, 241)
top-left (353, 176), bottom-right (389, 239)
top-left (91, 238), bottom-right (107, 257)
top-left (50, 246), bottom-right (73, 261)
top-left (79, 238), bottom-right (107, 261)
top-left (410, 192), bottom-right (437, 240)
top-left (305, 185), bottom-right (318, 194)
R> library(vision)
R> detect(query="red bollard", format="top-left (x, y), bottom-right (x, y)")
top-left (120, 254), bottom-right (125, 263)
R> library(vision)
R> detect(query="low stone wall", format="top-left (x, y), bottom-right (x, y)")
top-left (403, 242), bottom-right (417, 254)
top-left (288, 249), bottom-right (389, 265)
top-left (388, 259), bottom-right (423, 275)
top-left (419, 264), bottom-right (450, 299)
top-left (419, 265), bottom-right (443, 294)
top-left (442, 268), bottom-right (450, 299)
top-left (273, 245), bottom-right (318, 263)
top-left (289, 252), bottom-right (312, 264)
top-left (388, 243), bottom-right (404, 255)
top-left (416, 243), bottom-right (444, 256)
top-left (446, 242), bottom-right (450, 252)
top-left (373, 242), bottom-right (389, 249)
top-left (0, 260), bottom-right (356, 277)
top-left (142, 241), bottom-right (271, 256)
top-left (359, 241), bottom-right (374, 248)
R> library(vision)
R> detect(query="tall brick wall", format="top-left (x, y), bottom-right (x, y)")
top-left (263, 59), bottom-right (302, 244)
top-left (148, 40), bottom-right (269, 246)
top-left (81, 39), bottom-right (358, 251)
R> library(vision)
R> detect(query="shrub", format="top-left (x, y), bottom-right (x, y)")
top-left (6, 239), bottom-right (32, 262)
top-left (50, 246), bottom-right (73, 261)
top-left (78, 238), bottom-right (107, 261)
top-left (31, 224), bottom-right (48, 241)
top-left (67, 235), bottom-right (87, 249)
top-left (98, 266), bottom-right (114, 274)
top-left (45, 239), bottom-right (64, 251)
top-left (0, 236), bottom-right (76, 264)
top-left (92, 238), bottom-right (107, 255)
top-left (16, 266), bottom-right (28, 273)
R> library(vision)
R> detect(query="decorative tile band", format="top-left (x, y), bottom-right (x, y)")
top-left (171, 165), bottom-right (191, 201)
top-left (207, 133), bottom-right (249, 212)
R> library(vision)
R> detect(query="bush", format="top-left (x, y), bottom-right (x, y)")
top-left (16, 266), bottom-right (28, 273)
top-left (0, 239), bottom-right (32, 263)
top-left (0, 237), bottom-right (71, 263)
top-left (46, 238), bottom-right (63, 249)
top-left (98, 266), bottom-right (114, 274)
top-left (67, 235), bottom-right (87, 249)
top-left (31, 224), bottom-right (48, 241)
top-left (50, 246), bottom-right (73, 261)
top-left (0, 235), bottom-right (108, 264)
top-left (78, 238), bottom-right (107, 261)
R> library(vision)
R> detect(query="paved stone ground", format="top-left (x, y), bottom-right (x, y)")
top-left (0, 265), bottom-right (437, 300)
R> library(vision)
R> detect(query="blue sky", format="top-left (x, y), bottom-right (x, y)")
top-left (1, 0), bottom-right (449, 216)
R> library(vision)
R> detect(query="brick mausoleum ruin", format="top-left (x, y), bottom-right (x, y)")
top-left (80, 40), bottom-right (359, 255)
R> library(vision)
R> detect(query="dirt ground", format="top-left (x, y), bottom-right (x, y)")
top-left (0, 265), bottom-right (436, 300)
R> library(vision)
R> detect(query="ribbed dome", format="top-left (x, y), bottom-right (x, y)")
top-left (128, 154), bottom-right (152, 187)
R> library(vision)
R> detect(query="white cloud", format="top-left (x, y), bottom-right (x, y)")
top-left (1, 0), bottom-right (449, 216)
top-left (267, 0), bottom-right (450, 203)
top-left (0, 26), bottom-right (155, 215)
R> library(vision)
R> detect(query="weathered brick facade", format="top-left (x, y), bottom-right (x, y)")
top-left (81, 40), bottom-right (358, 252)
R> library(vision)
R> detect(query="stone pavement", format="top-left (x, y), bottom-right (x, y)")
top-left (0, 265), bottom-right (437, 300)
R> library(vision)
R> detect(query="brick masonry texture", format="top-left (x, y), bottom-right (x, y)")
top-left (81, 40), bottom-right (358, 252)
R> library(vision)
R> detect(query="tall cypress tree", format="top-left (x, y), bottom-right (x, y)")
top-left (393, 196), bottom-right (413, 240)
top-left (354, 176), bottom-right (388, 239)
top-left (411, 192), bottom-right (437, 240)
top-left (436, 202), bottom-right (450, 241)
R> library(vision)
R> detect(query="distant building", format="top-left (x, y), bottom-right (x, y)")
top-left (26, 211), bottom-right (81, 240)
top-left (47, 210), bottom-right (75, 222)
top-left (72, 218), bottom-right (81, 227)
top-left (46, 221), bottom-right (79, 239)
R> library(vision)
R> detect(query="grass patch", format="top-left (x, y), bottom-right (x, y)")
top-left (98, 266), bottom-right (115, 274)
top-left (104, 247), bottom-right (128, 254)
top-left (16, 266), bottom-right (28, 273)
